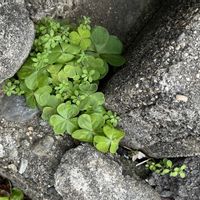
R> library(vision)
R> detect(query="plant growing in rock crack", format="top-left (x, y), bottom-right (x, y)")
top-left (3, 17), bottom-right (125, 153)
top-left (0, 188), bottom-right (24, 200)
top-left (145, 159), bottom-right (187, 178)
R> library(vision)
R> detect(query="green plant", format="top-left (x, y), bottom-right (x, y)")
top-left (0, 188), bottom-right (24, 200)
top-left (145, 159), bottom-right (187, 178)
top-left (3, 17), bottom-right (125, 153)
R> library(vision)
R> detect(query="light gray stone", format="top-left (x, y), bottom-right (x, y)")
top-left (104, 3), bottom-right (200, 158)
top-left (55, 144), bottom-right (161, 200)
top-left (25, 0), bottom-right (161, 43)
top-left (0, 144), bottom-right (5, 158)
top-left (0, 0), bottom-right (34, 83)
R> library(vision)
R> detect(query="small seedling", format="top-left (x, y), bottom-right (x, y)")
top-left (146, 159), bottom-right (187, 178)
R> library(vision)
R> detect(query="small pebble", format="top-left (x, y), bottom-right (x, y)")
top-left (19, 159), bottom-right (28, 174)
top-left (28, 127), bottom-right (33, 131)
top-left (7, 164), bottom-right (18, 172)
top-left (176, 95), bottom-right (188, 102)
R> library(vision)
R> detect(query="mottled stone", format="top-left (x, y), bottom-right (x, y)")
top-left (104, 4), bottom-right (200, 157)
top-left (0, 0), bottom-right (34, 83)
top-left (0, 116), bottom-right (75, 200)
top-left (25, 0), bottom-right (161, 43)
top-left (55, 144), bottom-right (161, 200)
top-left (0, 95), bottom-right (39, 122)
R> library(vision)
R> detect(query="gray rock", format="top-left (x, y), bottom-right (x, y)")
top-left (104, 3), bottom-right (200, 157)
top-left (55, 144), bottom-right (161, 200)
top-left (0, 95), bottom-right (39, 122)
top-left (148, 157), bottom-right (200, 200)
top-left (25, 0), bottom-right (161, 43)
top-left (0, 1), bottom-right (34, 83)
top-left (0, 116), bottom-right (75, 200)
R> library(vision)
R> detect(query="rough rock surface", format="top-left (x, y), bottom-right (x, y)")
top-left (104, 3), bottom-right (200, 158)
top-left (25, 0), bottom-right (161, 43)
top-left (0, 95), bottom-right (39, 122)
top-left (0, 94), bottom-right (76, 200)
top-left (0, 0), bottom-right (34, 83)
top-left (54, 144), bottom-right (161, 200)
top-left (148, 157), bottom-right (200, 200)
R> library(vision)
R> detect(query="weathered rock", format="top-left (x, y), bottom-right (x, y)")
top-left (0, 116), bottom-right (76, 200)
top-left (25, 0), bottom-right (161, 43)
top-left (54, 144), bottom-right (161, 200)
top-left (148, 157), bottom-right (200, 200)
top-left (104, 3), bottom-right (200, 158)
top-left (0, 95), bottom-right (39, 122)
top-left (0, 1), bottom-right (34, 83)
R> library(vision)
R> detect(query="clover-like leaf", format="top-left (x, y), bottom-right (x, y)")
top-left (79, 92), bottom-right (105, 111)
top-left (78, 113), bottom-right (105, 131)
top-left (100, 35), bottom-right (123, 55)
top-left (17, 58), bottom-right (34, 80)
top-left (91, 26), bottom-right (109, 52)
top-left (25, 92), bottom-right (37, 108)
top-left (34, 85), bottom-right (52, 107)
top-left (79, 81), bottom-right (97, 95)
top-left (82, 56), bottom-right (107, 78)
top-left (47, 44), bottom-right (76, 64)
top-left (56, 53), bottom-right (74, 64)
top-left (72, 113), bottom-right (105, 142)
top-left (24, 71), bottom-right (38, 90)
top-left (60, 43), bottom-right (81, 55)
top-left (63, 65), bottom-right (82, 80)
top-left (41, 95), bottom-right (61, 121)
top-left (57, 101), bottom-right (79, 119)
top-left (47, 45), bottom-right (62, 64)
top-left (50, 101), bottom-right (79, 134)
top-left (93, 136), bottom-right (110, 153)
top-left (69, 31), bottom-right (80, 45)
top-left (47, 64), bottom-right (63, 75)
top-left (69, 26), bottom-right (91, 50)
top-left (78, 114), bottom-right (93, 130)
top-left (42, 107), bottom-right (57, 121)
top-left (25, 69), bottom-right (49, 90)
top-left (49, 115), bottom-right (67, 134)
top-left (101, 54), bottom-right (125, 67)
top-left (103, 125), bottom-right (124, 140)
top-left (91, 26), bottom-right (125, 67)
top-left (71, 129), bottom-right (93, 142)
top-left (93, 125), bottom-right (125, 153)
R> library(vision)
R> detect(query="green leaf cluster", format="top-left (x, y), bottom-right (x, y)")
top-left (146, 159), bottom-right (187, 178)
top-left (0, 188), bottom-right (24, 200)
top-left (3, 17), bottom-right (125, 154)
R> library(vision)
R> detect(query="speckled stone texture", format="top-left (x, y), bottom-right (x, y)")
top-left (24, 0), bottom-right (161, 44)
top-left (0, 0), bottom-right (34, 83)
top-left (104, 3), bottom-right (200, 158)
top-left (148, 157), bottom-right (200, 200)
top-left (54, 144), bottom-right (161, 200)
top-left (0, 95), bottom-right (39, 122)
top-left (0, 113), bottom-right (75, 200)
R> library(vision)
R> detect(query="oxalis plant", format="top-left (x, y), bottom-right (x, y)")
top-left (3, 17), bottom-right (125, 154)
